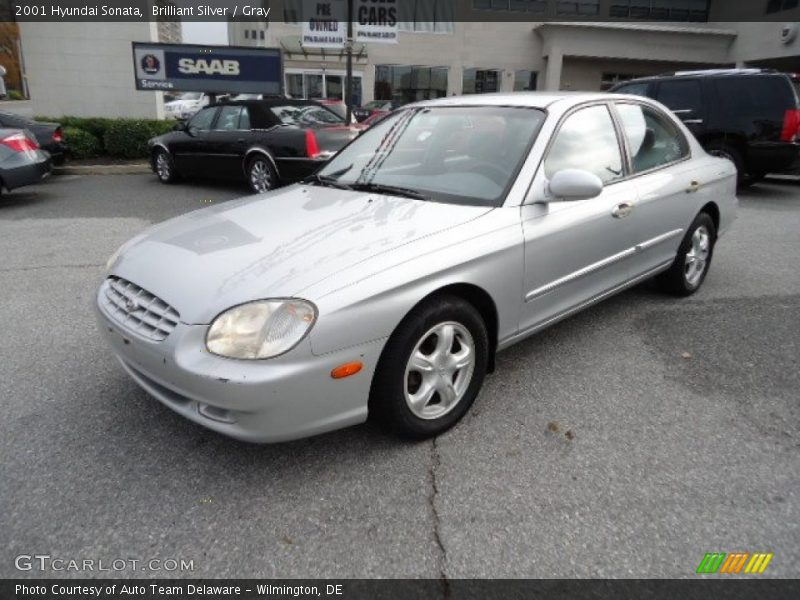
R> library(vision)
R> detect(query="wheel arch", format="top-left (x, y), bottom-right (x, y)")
top-left (394, 282), bottom-right (499, 374)
top-left (243, 147), bottom-right (280, 180)
top-left (699, 201), bottom-right (720, 239)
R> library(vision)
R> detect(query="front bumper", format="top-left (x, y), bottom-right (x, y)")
top-left (96, 299), bottom-right (384, 443)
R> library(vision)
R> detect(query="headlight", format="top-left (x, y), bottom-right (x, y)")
top-left (206, 299), bottom-right (317, 360)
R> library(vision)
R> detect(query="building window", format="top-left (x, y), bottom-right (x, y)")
top-left (610, 0), bottom-right (709, 21)
top-left (600, 73), bottom-right (640, 90)
top-left (260, 30), bottom-right (266, 40)
top-left (375, 65), bottom-right (449, 104)
top-left (398, 0), bottom-right (455, 34)
top-left (473, 0), bottom-right (547, 11)
top-left (244, 29), bottom-right (249, 39)
top-left (284, 0), bottom-right (301, 23)
top-left (463, 69), bottom-right (501, 94)
top-left (766, 0), bottom-right (799, 13)
top-left (557, 1), bottom-right (600, 15)
top-left (514, 70), bottom-right (538, 91)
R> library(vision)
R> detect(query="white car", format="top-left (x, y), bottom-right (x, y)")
top-left (163, 92), bottom-right (209, 120)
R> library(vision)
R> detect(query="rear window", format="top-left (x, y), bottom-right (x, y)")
top-left (714, 76), bottom-right (798, 119)
top-left (656, 80), bottom-right (704, 115)
top-left (270, 104), bottom-right (345, 126)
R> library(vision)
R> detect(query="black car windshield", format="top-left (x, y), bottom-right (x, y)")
top-left (270, 104), bottom-right (346, 126)
top-left (316, 106), bottom-right (545, 206)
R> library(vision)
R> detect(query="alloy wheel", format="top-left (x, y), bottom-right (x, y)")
top-left (155, 152), bottom-right (171, 181)
top-left (684, 225), bottom-right (710, 287)
top-left (249, 159), bottom-right (272, 193)
top-left (404, 322), bottom-right (476, 420)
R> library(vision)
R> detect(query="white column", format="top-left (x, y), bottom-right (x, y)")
top-left (544, 47), bottom-right (563, 91)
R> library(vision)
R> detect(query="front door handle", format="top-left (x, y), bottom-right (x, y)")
top-left (686, 180), bottom-right (702, 194)
top-left (612, 202), bottom-right (634, 219)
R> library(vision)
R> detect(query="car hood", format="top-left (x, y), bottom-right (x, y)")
top-left (110, 184), bottom-right (493, 324)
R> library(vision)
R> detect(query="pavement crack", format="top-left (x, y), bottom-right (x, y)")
top-left (429, 437), bottom-right (450, 599)
top-left (0, 263), bottom-right (104, 273)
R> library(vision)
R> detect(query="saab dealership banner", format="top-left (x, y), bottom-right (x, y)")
top-left (132, 43), bottom-right (282, 95)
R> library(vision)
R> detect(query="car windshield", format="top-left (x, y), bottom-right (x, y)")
top-left (315, 106), bottom-right (545, 206)
top-left (270, 104), bottom-right (346, 126)
top-left (364, 100), bottom-right (390, 110)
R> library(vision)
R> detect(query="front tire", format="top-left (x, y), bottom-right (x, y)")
top-left (153, 149), bottom-right (177, 184)
top-left (657, 212), bottom-right (716, 296)
top-left (369, 296), bottom-right (489, 439)
top-left (247, 155), bottom-right (276, 194)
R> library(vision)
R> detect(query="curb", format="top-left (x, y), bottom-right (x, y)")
top-left (54, 163), bottom-right (150, 176)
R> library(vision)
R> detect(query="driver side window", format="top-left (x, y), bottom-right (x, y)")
top-left (188, 107), bottom-right (217, 131)
top-left (544, 105), bottom-right (624, 185)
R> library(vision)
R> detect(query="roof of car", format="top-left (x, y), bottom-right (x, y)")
top-left (209, 98), bottom-right (324, 108)
top-left (615, 68), bottom-right (793, 85)
top-left (407, 92), bottom-right (626, 110)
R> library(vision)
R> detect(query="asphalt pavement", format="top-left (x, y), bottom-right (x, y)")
top-left (1, 173), bottom-right (798, 579)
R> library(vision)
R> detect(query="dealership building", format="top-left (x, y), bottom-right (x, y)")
top-left (230, 0), bottom-right (800, 106)
top-left (0, 0), bottom-right (799, 119)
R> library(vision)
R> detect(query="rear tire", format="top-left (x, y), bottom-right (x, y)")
top-left (657, 212), bottom-right (716, 297)
top-left (369, 296), bottom-right (489, 439)
top-left (153, 149), bottom-right (178, 184)
top-left (247, 155), bottom-right (277, 194)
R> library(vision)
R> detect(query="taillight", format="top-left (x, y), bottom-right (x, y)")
top-left (52, 128), bottom-right (63, 143)
top-left (1, 132), bottom-right (39, 152)
top-left (305, 129), bottom-right (321, 158)
top-left (781, 109), bottom-right (800, 142)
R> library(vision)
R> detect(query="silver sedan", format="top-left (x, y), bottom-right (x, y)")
top-left (96, 92), bottom-right (737, 442)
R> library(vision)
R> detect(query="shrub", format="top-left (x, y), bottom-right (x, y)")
top-left (6, 89), bottom-right (25, 101)
top-left (63, 127), bottom-right (102, 159)
top-left (103, 119), bottom-right (175, 159)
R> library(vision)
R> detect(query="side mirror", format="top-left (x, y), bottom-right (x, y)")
top-left (546, 169), bottom-right (604, 202)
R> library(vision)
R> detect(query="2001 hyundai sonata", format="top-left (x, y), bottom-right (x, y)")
top-left (97, 92), bottom-right (737, 442)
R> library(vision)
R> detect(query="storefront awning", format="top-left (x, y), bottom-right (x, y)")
top-left (279, 35), bottom-right (368, 61)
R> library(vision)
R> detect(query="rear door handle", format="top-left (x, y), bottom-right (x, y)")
top-left (612, 202), bottom-right (634, 218)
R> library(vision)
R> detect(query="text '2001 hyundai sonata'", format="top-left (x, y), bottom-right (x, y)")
top-left (96, 92), bottom-right (737, 442)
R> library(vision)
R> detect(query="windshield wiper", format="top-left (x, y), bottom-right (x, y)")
top-left (349, 182), bottom-right (430, 201)
top-left (303, 173), bottom-right (354, 190)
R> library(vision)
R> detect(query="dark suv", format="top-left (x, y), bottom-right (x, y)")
top-left (610, 69), bottom-right (800, 185)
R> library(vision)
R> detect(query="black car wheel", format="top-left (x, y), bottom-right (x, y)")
top-left (369, 295), bottom-right (489, 439)
top-left (247, 156), bottom-right (276, 194)
top-left (153, 149), bottom-right (177, 184)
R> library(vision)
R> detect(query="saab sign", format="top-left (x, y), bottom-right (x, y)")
top-left (132, 42), bottom-right (282, 94)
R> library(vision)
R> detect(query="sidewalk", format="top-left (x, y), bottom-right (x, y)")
top-left (54, 158), bottom-right (150, 176)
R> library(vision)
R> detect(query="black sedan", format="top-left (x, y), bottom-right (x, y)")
top-left (148, 99), bottom-right (359, 193)
top-left (0, 111), bottom-right (66, 165)
top-left (0, 128), bottom-right (52, 195)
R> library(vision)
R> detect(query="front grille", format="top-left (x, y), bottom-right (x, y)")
top-left (101, 276), bottom-right (180, 342)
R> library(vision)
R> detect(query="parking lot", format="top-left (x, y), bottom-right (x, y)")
top-left (1, 173), bottom-right (798, 579)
